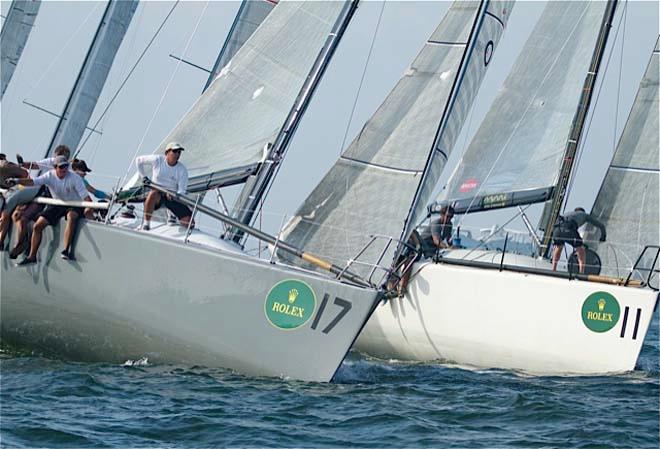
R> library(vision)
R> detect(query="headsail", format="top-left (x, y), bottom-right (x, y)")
top-left (1, 0), bottom-right (41, 99)
top-left (281, 1), bottom-right (513, 279)
top-left (437, 1), bottom-right (612, 215)
top-left (203, 0), bottom-right (277, 92)
top-left (156, 0), bottom-right (350, 192)
top-left (45, 0), bottom-right (138, 157)
top-left (585, 37), bottom-right (659, 281)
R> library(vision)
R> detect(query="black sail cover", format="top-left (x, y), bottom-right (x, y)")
top-left (584, 37), bottom-right (659, 282)
top-left (281, 1), bottom-right (513, 280)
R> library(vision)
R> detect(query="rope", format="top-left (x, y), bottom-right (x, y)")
top-left (74, 0), bottom-right (182, 159)
top-left (612, 0), bottom-right (627, 154)
top-left (119, 0), bottom-right (211, 187)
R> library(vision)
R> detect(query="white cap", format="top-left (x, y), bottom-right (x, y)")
top-left (165, 142), bottom-right (184, 152)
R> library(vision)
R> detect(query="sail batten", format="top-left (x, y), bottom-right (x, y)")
top-left (45, 0), bottom-right (138, 157)
top-left (1, 0), bottom-right (41, 99)
top-left (281, 1), bottom-right (513, 278)
top-left (585, 37), bottom-right (659, 281)
top-left (437, 1), bottom-right (612, 216)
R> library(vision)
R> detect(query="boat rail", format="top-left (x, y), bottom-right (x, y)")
top-left (626, 245), bottom-right (660, 291)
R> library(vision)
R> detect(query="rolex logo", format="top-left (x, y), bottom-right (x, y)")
top-left (288, 289), bottom-right (299, 304)
top-left (598, 298), bottom-right (606, 311)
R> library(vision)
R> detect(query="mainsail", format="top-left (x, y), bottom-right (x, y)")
top-left (585, 37), bottom-right (659, 280)
top-left (45, 0), bottom-right (138, 157)
top-left (204, 0), bottom-right (277, 92)
top-left (0, 0), bottom-right (41, 99)
top-left (281, 1), bottom-right (513, 279)
top-left (437, 1), bottom-right (612, 215)
top-left (157, 0), bottom-right (351, 192)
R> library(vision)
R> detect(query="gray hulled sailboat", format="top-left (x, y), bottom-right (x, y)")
top-left (2, 0), bottom-right (382, 382)
top-left (1, 0), bottom-right (41, 99)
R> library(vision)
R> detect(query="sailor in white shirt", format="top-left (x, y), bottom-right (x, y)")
top-left (11, 156), bottom-right (91, 265)
top-left (135, 142), bottom-right (192, 231)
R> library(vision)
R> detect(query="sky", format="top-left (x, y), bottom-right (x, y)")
top-left (1, 0), bottom-right (658, 245)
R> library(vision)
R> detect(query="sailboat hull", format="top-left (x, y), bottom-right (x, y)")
top-left (1, 222), bottom-right (379, 382)
top-left (355, 258), bottom-right (658, 375)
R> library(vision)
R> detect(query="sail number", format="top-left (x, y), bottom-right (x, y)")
top-left (310, 294), bottom-right (352, 334)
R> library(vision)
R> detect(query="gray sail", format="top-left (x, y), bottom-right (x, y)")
top-left (585, 37), bottom-right (659, 281)
top-left (157, 0), bottom-right (348, 191)
top-left (204, 0), bottom-right (277, 92)
top-left (46, 0), bottom-right (138, 156)
top-left (437, 1), bottom-right (609, 214)
top-left (1, 0), bottom-right (41, 99)
top-left (281, 1), bottom-right (513, 279)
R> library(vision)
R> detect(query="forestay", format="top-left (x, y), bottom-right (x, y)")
top-left (281, 1), bottom-right (513, 279)
top-left (204, 0), bottom-right (277, 92)
top-left (0, 0), bottom-right (41, 99)
top-left (46, 0), bottom-right (138, 157)
top-left (156, 0), bottom-right (347, 191)
top-left (437, 1), bottom-right (609, 214)
top-left (585, 37), bottom-right (659, 281)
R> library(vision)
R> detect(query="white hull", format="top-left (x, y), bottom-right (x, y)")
top-left (355, 252), bottom-right (658, 375)
top-left (1, 221), bottom-right (379, 382)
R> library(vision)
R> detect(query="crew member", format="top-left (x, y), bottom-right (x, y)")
top-left (551, 207), bottom-right (606, 273)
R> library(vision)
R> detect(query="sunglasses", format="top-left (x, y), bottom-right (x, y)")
top-left (56, 164), bottom-right (69, 169)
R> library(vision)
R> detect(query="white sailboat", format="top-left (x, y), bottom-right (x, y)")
top-left (2, 0), bottom-right (382, 383)
top-left (356, 3), bottom-right (659, 374)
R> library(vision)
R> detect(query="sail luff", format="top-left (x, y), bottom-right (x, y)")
top-left (203, 0), bottom-right (277, 92)
top-left (0, 0), bottom-right (41, 99)
top-left (229, 0), bottom-right (358, 243)
top-left (584, 36), bottom-right (659, 280)
top-left (539, 0), bottom-right (618, 255)
top-left (44, 0), bottom-right (138, 158)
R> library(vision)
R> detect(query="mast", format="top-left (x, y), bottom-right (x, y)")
top-left (228, 0), bottom-right (359, 244)
top-left (203, 0), bottom-right (277, 93)
top-left (539, 0), bottom-right (618, 256)
top-left (1, 0), bottom-right (41, 99)
top-left (44, 0), bottom-right (138, 158)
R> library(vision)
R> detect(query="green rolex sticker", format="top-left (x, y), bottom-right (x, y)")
top-left (265, 279), bottom-right (316, 330)
top-left (581, 291), bottom-right (620, 333)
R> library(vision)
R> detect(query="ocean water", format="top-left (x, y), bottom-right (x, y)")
top-left (2, 311), bottom-right (658, 448)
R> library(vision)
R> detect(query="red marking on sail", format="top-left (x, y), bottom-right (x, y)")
top-left (459, 178), bottom-right (479, 193)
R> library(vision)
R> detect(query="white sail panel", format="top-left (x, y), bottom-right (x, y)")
top-left (205, 0), bottom-right (277, 91)
top-left (586, 38), bottom-right (659, 281)
top-left (47, 0), bottom-right (138, 156)
top-left (157, 0), bottom-right (346, 184)
top-left (282, 1), bottom-right (513, 278)
top-left (0, 0), bottom-right (41, 99)
top-left (438, 1), bottom-right (608, 212)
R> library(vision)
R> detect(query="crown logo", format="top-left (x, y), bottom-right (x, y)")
top-left (288, 289), bottom-right (299, 304)
top-left (598, 298), bottom-right (606, 311)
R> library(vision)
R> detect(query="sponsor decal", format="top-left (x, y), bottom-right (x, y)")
top-left (459, 178), bottom-right (479, 193)
top-left (265, 279), bottom-right (316, 330)
top-left (581, 291), bottom-right (620, 333)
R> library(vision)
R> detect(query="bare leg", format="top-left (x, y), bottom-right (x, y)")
top-left (576, 246), bottom-right (586, 274)
top-left (551, 245), bottom-right (563, 272)
top-left (10, 209), bottom-right (28, 254)
top-left (63, 210), bottom-right (79, 251)
top-left (83, 207), bottom-right (95, 220)
top-left (28, 217), bottom-right (49, 259)
top-left (179, 215), bottom-right (194, 229)
top-left (0, 210), bottom-right (11, 248)
top-left (143, 191), bottom-right (160, 223)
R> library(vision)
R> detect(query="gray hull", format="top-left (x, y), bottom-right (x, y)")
top-left (1, 222), bottom-right (379, 382)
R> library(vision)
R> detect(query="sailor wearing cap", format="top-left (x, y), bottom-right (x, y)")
top-left (135, 142), bottom-right (192, 231)
top-left (9, 155), bottom-right (92, 265)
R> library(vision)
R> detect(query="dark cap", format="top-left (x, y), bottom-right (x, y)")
top-left (53, 155), bottom-right (69, 167)
top-left (72, 159), bottom-right (92, 173)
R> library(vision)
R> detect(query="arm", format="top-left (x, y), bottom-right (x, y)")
top-left (21, 157), bottom-right (54, 170)
top-left (586, 215), bottom-right (606, 241)
top-left (83, 179), bottom-right (108, 200)
top-left (135, 155), bottom-right (157, 179)
top-left (177, 166), bottom-right (188, 195)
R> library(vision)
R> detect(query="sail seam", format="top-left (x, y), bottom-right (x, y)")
top-left (339, 156), bottom-right (423, 175)
top-left (610, 165), bottom-right (660, 174)
top-left (427, 40), bottom-right (467, 47)
top-left (485, 10), bottom-right (505, 28)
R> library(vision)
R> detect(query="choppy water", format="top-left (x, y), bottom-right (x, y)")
top-left (2, 311), bottom-right (658, 448)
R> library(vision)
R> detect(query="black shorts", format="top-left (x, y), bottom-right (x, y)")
top-left (39, 205), bottom-right (83, 226)
top-left (552, 223), bottom-right (583, 248)
top-left (155, 197), bottom-right (192, 219)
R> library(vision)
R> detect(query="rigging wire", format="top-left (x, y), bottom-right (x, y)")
top-left (74, 0), bottom-right (183, 159)
top-left (612, 0), bottom-right (628, 154)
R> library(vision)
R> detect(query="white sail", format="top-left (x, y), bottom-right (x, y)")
top-left (437, 1), bottom-right (610, 214)
top-left (156, 0), bottom-right (348, 190)
top-left (585, 37), bottom-right (659, 281)
top-left (281, 1), bottom-right (513, 279)
top-left (204, 0), bottom-right (277, 92)
top-left (46, 0), bottom-right (138, 156)
top-left (0, 0), bottom-right (41, 99)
